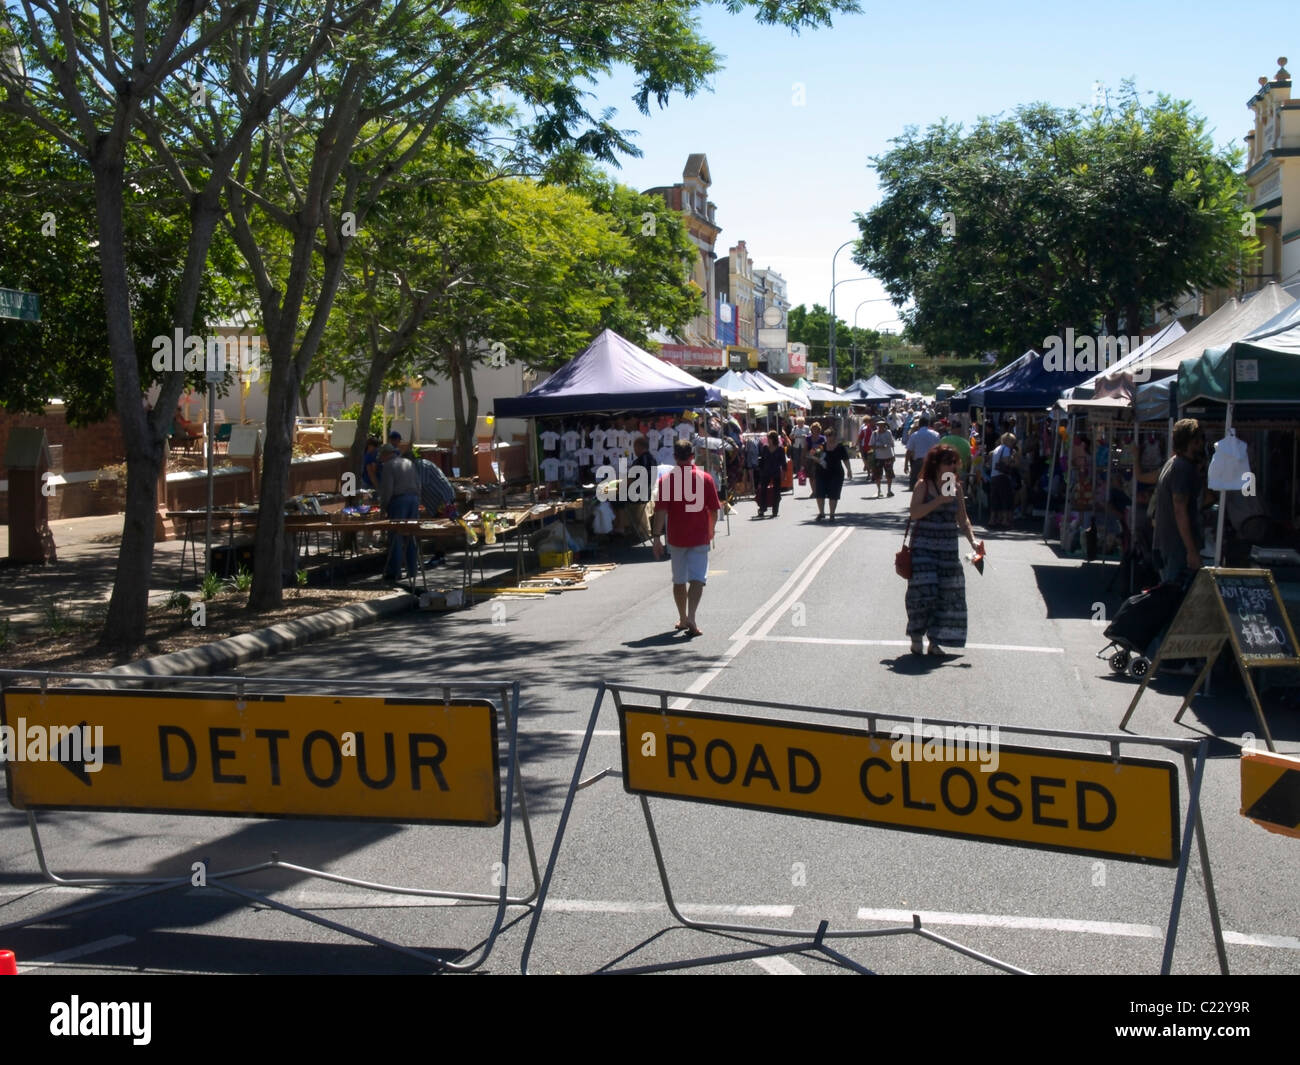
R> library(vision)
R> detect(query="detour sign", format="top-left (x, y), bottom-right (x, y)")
top-left (2, 688), bottom-right (500, 826)
top-left (619, 707), bottom-right (1178, 865)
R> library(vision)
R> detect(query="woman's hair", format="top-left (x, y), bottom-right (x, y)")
top-left (810, 421), bottom-right (822, 434)
top-left (1000, 432), bottom-right (1017, 448)
top-left (767, 430), bottom-right (780, 444)
top-left (921, 444), bottom-right (960, 484)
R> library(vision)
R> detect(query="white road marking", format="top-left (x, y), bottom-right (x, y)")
top-left (750, 527), bottom-right (855, 642)
top-left (753, 956), bottom-right (804, 974)
top-left (544, 898), bottom-right (795, 917)
top-left (287, 890), bottom-right (458, 908)
top-left (757, 636), bottom-right (1064, 654)
top-left (534, 729), bottom-right (620, 737)
top-left (668, 528), bottom-right (855, 711)
top-left (1222, 930), bottom-right (1300, 951)
top-left (857, 908), bottom-right (1156, 939)
top-left (856, 908), bottom-right (1300, 950)
top-left (27, 935), bottom-right (135, 965)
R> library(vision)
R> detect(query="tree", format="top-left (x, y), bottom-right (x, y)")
top-left (195, 0), bottom-right (858, 611)
top-left (853, 88), bottom-right (1258, 362)
top-left (0, 0), bottom-right (374, 648)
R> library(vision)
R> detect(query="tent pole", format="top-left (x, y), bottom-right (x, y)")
top-left (1062, 415), bottom-right (1077, 550)
top-left (1128, 417), bottom-right (1138, 595)
top-left (1043, 406), bottom-right (1063, 539)
top-left (1213, 403), bottom-right (1233, 567)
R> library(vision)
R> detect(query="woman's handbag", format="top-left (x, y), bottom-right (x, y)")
top-left (895, 518), bottom-right (913, 579)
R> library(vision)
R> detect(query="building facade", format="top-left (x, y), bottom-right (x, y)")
top-left (754, 267), bottom-right (791, 374)
top-left (714, 240), bottom-right (756, 352)
top-left (644, 154), bottom-right (722, 351)
top-left (1244, 58), bottom-right (1299, 299)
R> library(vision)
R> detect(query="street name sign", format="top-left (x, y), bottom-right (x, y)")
top-left (1, 688), bottom-right (501, 825)
top-left (0, 287), bottom-right (40, 322)
top-left (619, 706), bottom-right (1179, 864)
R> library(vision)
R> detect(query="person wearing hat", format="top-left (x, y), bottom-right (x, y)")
top-left (870, 418), bottom-right (897, 498)
top-left (379, 443), bottom-right (422, 584)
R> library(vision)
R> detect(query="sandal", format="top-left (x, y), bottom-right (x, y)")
top-left (686, 625), bottom-right (703, 638)
top-left (927, 641), bottom-right (945, 656)
top-left (910, 639), bottom-right (924, 655)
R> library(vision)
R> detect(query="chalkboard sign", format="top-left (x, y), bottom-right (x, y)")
top-left (1123, 567), bottom-right (1299, 753)
top-left (1214, 571), bottom-right (1299, 665)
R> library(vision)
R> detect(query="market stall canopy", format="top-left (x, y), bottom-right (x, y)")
top-left (843, 374), bottom-right (905, 401)
top-left (956, 349), bottom-right (1095, 411)
top-left (1180, 295), bottom-right (1300, 406)
top-left (748, 369), bottom-right (812, 409)
top-left (1064, 317), bottom-right (1187, 402)
top-left (710, 369), bottom-right (772, 407)
top-left (1109, 284), bottom-right (1295, 388)
top-left (804, 383), bottom-right (854, 405)
top-left (1135, 376), bottom-right (1178, 422)
top-left (950, 351), bottom-right (1037, 412)
top-left (494, 328), bottom-right (720, 418)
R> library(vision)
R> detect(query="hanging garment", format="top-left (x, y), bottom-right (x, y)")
top-left (1207, 430), bottom-right (1250, 492)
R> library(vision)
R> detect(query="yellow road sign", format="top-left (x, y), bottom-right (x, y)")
top-left (620, 707), bottom-right (1178, 865)
top-left (2, 689), bottom-right (500, 825)
top-left (1241, 748), bottom-right (1300, 840)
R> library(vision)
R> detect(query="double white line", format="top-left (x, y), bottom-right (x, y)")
top-left (670, 525), bottom-right (855, 709)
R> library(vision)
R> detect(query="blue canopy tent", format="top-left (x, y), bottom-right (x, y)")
top-left (494, 328), bottom-right (721, 418)
top-left (950, 351), bottom-right (1036, 414)
top-left (843, 374), bottom-right (906, 402)
top-left (960, 350), bottom-right (1096, 410)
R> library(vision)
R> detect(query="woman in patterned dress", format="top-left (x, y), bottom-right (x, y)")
top-left (906, 444), bottom-right (979, 655)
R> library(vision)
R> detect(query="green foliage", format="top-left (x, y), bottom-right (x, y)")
top-left (200, 570), bottom-right (223, 602)
top-left (226, 567), bottom-right (254, 594)
top-left (43, 601), bottom-right (73, 636)
top-left (295, 569), bottom-right (309, 592)
top-left (340, 403), bottom-right (385, 440)
top-left (165, 590), bottom-right (192, 615)
top-left (854, 85), bottom-right (1257, 361)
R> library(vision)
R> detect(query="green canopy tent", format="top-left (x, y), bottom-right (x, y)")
top-left (1179, 297), bottom-right (1300, 563)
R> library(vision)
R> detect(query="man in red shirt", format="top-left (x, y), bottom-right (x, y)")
top-left (652, 438), bottom-right (721, 637)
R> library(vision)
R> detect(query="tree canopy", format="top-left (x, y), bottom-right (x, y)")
top-left (853, 87), bottom-right (1259, 361)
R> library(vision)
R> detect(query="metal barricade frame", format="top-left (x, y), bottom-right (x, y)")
top-left (520, 681), bottom-right (1227, 975)
top-left (0, 671), bottom-right (540, 972)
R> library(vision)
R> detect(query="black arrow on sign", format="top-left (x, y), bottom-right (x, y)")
top-left (54, 721), bottom-right (123, 786)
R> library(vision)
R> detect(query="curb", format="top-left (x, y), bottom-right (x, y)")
top-left (103, 591), bottom-right (416, 678)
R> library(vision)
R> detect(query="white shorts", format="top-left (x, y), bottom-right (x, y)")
top-left (669, 544), bottom-right (710, 585)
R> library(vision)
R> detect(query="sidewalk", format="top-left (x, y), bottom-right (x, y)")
top-left (0, 513), bottom-right (193, 633)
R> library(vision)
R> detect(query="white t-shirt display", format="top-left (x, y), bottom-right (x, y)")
top-left (657, 446), bottom-right (675, 464)
top-left (676, 422), bottom-right (694, 440)
top-left (561, 459), bottom-right (578, 479)
top-left (540, 431), bottom-right (560, 451)
top-left (589, 428), bottom-right (606, 450)
top-left (540, 457), bottom-right (562, 480)
top-left (561, 430), bottom-right (581, 451)
top-left (575, 448), bottom-right (595, 466)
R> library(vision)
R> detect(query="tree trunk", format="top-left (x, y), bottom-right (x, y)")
top-left (462, 335), bottom-right (480, 474)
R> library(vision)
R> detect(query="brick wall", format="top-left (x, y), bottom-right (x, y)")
top-left (0, 406), bottom-right (126, 475)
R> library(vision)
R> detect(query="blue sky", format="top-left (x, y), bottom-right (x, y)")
top-left (586, 1), bottom-right (1286, 331)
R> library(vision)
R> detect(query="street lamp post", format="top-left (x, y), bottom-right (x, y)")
top-left (828, 239), bottom-right (863, 390)
top-left (852, 297), bottom-right (894, 381)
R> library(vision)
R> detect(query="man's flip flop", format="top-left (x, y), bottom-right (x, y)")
top-left (686, 626), bottom-right (703, 637)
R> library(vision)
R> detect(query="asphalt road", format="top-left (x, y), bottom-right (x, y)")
top-left (3, 463), bottom-right (1298, 980)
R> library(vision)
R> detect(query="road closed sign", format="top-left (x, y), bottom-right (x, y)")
top-left (619, 707), bottom-right (1178, 865)
top-left (1, 688), bottom-right (500, 826)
